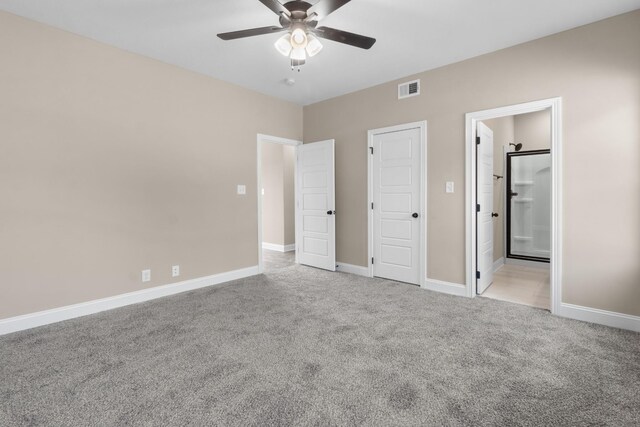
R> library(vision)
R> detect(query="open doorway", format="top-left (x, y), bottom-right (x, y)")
top-left (479, 110), bottom-right (551, 309)
top-left (257, 134), bottom-right (301, 273)
top-left (465, 98), bottom-right (562, 314)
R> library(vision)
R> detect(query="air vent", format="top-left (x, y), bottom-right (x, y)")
top-left (398, 79), bottom-right (420, 99)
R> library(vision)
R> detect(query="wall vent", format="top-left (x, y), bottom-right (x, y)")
top-left (398, 79), bottom-right (420, 99)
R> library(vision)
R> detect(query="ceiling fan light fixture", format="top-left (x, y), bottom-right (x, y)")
top-left (306, 34), bottom-right (323, 57)
top-left (274, 33), bottom-right (292, 56)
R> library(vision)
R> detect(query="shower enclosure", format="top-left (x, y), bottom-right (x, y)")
top-left (506, 149), bottom-right (551, 262)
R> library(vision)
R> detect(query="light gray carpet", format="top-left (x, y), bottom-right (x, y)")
top-left (262, 249), bottom-right (295, 272)
top-left (1, 265), bottom-right (639, 426)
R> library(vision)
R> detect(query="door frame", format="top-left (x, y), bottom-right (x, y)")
top-left (256, 134), bottom-right (302, 274)
top-left (367, 121), bottom-right (427, 287)
top-left (465, 97), bottom-right (562, 314)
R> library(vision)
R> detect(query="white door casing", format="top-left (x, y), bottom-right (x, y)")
top-left (296, 140), bottom-right (336, 271)
top-left (476, 121), bottom-right (494, 293)
top-left (371, 127), bottom-right (422, 285)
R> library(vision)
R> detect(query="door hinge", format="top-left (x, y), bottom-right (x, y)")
top-left (476, 271), bottom-right (481, 279)
top-left (476, 135), bottom-right (480, 145)
top-left (476, 204), bottom-right (480, 212)
top-left (371, 202), bottom-right (374, 209)
top-left (371, 257), bottom-right (374, 265)
top-left (369, 146), bottom-right (374, 155)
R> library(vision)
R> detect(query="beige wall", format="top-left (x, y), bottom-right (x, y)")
top-left (304, 10), bottom-right (640, 316)
top-left (261, 143), bottom-right (285, 245)
top-left (514, 110), bottom-right (551, 151)
top-left (283, 146), bottom-right (296, 246)
top-left (261, 143), bottom-right (295, 246)
top-left (0, 11), bottom-right (302, 318)
top-left (482, 116), bottom-right (514, 262)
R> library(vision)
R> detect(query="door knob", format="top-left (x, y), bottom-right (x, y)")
top-left (327, 210), bottom-right (335, 215)
top-left (412, 212), bottom-right (419, 218)
top-left (492, 212), bottom-right (499, 218)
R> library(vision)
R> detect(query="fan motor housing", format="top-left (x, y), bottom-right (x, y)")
top-left (279, 1), bottom-right (317, 28)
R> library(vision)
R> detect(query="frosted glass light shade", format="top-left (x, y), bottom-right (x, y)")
top-left (290, 28), bottom-right (308, 48)
top-left (305, 34), bottom-right (323, 57)
top-left (274, 34), bottom-right (292, 56)
top-left (290, 47), bottom-right (306, 61)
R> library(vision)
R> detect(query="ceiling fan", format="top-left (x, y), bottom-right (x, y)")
top-left (217, 0), bottom-right (376, 69)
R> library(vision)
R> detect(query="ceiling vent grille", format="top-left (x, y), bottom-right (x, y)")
top-left (398, 79), bottom-right (420, 99)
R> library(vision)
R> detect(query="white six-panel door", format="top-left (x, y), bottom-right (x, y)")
top-left (476, 122), bottom-right (494, 293)
top-left (296, 140), bottom-right (336, 271)
top-left (372, 128), bottom-right (421, 284)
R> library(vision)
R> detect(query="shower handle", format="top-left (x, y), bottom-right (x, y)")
top-left (508, 190), bottom-right (519, 198)
top-left (491, 213), bottom-right (499, 218)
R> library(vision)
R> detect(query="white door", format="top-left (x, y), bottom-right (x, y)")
top-left (296, 140), bottom-right (336, 271)
top-left (372, 128), bottom-right (421, 284)
top-left (477, 121), bottom-right (494, 293)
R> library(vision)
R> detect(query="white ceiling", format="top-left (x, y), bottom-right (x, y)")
top-left (2, 0), bottom-right (639, 105)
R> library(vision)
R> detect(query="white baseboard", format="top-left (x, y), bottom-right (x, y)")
top-left (493, 257), bottom-right (505, 273)
top-left (557, 302), bottom-right (640, 333)
top-left (336, 262), bottom-right (369, 277)
top-left (0, 265), bottom-right (259, 336)
top-left (422, 278), bottom-right (467, 297)
top-left (504, 257), bottom-right (550, 269)
top-left (262, 242), bottom-right (295, 252)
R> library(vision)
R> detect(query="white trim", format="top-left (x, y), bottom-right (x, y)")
top-left (0, 266), bottom-right (259, 336)
top-left (465, 98), bottom-right (562, 316)
top-left (367, 121), bottom-right (427, 287)
top-left (493, 257), bottom-right (505, 273)
top-left (504, 257), bottom-right (549, 269)
top-left (262, 242), bottom-right (295, 252)
top-left (423, 278), bottom-right (467, 297)
top-left (557, 303), bottom-right (640, 333)
top-left (336, 262), bottom-right (369, 277)
top-left (256, 134), bottom-right (302, 147)
top-left (257, 134), bottom-right (302, 274)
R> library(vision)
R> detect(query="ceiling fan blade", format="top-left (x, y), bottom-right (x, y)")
top-left (313, 26), bottom-right (376, 49)
top-left (258, 0), bottom-right (290, 16)
top-left (217, 26), bottom-right (286, 40)
top-left (307, 0), bottom-right (351, 20)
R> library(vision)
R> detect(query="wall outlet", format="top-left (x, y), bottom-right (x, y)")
top-left (172, 265), bottom-right (180, 277)
top-left (446, 181), bottom-right (455, 193)
top-left (142, 269), bottom-right (151, 283)
top-left (237, 184), bottom-right (246, 195)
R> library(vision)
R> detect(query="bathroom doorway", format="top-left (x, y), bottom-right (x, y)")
top-left (465, 98), bottom-right (562, 313)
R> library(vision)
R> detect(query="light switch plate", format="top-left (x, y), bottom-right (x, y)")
top-left (446, 181), bottom-right (454, 193)
top-left (237, 185), bottom-right (246, 195)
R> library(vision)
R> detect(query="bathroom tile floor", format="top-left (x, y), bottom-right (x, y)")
top-left (480, 263), bottom-right (550, 310)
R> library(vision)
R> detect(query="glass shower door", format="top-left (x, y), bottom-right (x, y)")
top-left (507, 150), bottom-right (551, 262)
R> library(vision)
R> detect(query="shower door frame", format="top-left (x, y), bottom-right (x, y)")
top-left (506, 149), bottom-right (551, 263)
